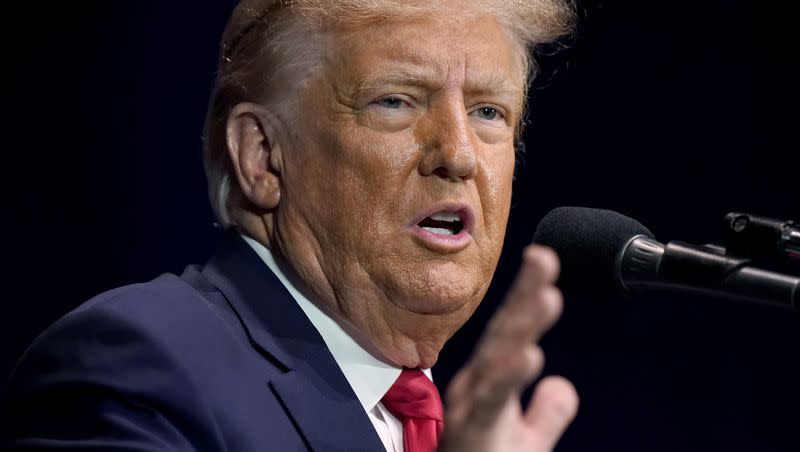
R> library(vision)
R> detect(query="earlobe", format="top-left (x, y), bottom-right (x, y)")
top-left (226, 102), bottom-right (284, 210)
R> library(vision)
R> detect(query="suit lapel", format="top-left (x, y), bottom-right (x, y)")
top-left (269, 370), bottom-right (383, 452)
top-left (202, 230), bottom-right (384, 451)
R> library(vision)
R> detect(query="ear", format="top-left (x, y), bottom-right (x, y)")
top-left (226, 102), bottom-right (285, 211)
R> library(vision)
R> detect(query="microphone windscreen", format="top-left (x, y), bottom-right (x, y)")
top-left (532, 207), bottom-right (654, 297)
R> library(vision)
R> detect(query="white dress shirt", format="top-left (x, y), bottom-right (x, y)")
top-left (242, 234), bottom-right (434, 452)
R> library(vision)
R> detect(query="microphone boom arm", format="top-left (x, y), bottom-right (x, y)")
top-left (621, 236), bottom-right (800, 311)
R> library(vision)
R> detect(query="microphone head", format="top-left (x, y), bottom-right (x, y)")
top-left (532, 207), bottom-right (654, 298)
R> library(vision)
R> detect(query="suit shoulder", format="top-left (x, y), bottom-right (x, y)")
top-left (77, 271), bottom-right (212, 320)
top-left (69, 270), bottom-right (242, 345)
top-left (9, 271), bottom-right (251, 391)
top-left (2, 272), bottom-right (243, 449)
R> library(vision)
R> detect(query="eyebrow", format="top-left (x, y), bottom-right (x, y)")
top-left (354, 63), bottom-right (524, 103)
top-left (355, 65), bottom-right (440, 96)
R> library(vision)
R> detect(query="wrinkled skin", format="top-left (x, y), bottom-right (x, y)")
top-left (227, 10), bottom-right (578, 452)
top-left (265, 14), bottom-right (522, 368)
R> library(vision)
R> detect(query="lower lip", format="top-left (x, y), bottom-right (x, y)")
top-left (411, 225), bottom-right (472, 251)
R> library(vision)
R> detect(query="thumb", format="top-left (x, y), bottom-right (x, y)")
top-left (524, 376), bottom-right (579, 451)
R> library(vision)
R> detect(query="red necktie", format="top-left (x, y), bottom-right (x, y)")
top-left (381, 368), bottom-right (444, 452)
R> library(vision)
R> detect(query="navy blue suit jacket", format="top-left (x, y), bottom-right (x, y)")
top-left (2, 231), bottom-right (386, 451)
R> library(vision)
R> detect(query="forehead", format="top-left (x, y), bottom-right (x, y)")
top-left (326, 13), bottom-right (526, 93)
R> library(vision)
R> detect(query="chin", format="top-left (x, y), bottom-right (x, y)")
top-left (384, 341), bottom-right (443, 370)
top-left (397, 295), bottom-right (471, 316)
top-left (408, 354), bottom-right (440, 371)
top-left (394, 269), bottom-right (486, 316)
top-left (400, 262), bottom-right (489, 308)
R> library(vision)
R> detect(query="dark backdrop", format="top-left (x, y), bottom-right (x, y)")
top-left (3, 1), bottom-right (798, 451)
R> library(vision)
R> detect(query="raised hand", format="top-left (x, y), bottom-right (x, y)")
top-left (441, 245), bottom-right (579, 452)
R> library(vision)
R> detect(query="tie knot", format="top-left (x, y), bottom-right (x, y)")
top-left (382, 368), bottom-right (443, 422)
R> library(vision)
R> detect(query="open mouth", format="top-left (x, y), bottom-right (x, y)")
top-left (417, 212), bottom-right (465, 236)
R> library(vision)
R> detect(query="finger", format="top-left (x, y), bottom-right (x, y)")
top-left (469, 245), bottom-right (561, 372)
top-left (464, 344), bottom-right (544, 427)
top-left (490, 245), bottom-right (561, 336)
top-left (484, 284), bottom-right (563, 348)
top-left (454, 246), bottom-right (561, 418)
top-left (447, 340), bottom-right (545, 428)
top-left (507, 245), bottom-right (560, 308)
top-left (525, 376), bottom-right (579, 450)
top-left (444, 366), bottom-right (472, 425)
top-left (516, 245), bottom-right (560, 290)
top-left (447, 246), bottom-right (564, 430)
top-left (483, 248), bottom-right (563, 347)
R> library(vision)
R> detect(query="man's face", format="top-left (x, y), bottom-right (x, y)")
top-left (274, 12), bottom-right (525, 361)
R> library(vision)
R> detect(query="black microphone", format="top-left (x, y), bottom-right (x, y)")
top-left (532, 207), bottom-right (799, 311)
top-left (722, 212), bottom-right (800, 262)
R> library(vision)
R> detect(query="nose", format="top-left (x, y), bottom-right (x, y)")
top-left (417, 95), bottom-right (478, 181)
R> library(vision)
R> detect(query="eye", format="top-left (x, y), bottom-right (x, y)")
top-left (374, 96), bottom-right (407, 109)
top-left (472, 106), bottom-right (503, 121)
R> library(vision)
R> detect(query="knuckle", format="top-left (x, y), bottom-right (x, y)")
top-left (526, 344), bottom-right (545, 375)
top-left (538, 286), bottom-right (564, 322)
top-left (524, 245), bottom-right (560, 284)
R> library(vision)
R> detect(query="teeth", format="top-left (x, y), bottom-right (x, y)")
top-left (422, 227), bottom-right (455, 235)
top-left (430, 212), bottom-right (462, 222)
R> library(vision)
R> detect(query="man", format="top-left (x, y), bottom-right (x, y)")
top-left (3, 0), bottom-right (578, 450)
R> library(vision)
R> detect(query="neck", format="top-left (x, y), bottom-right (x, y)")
top-left (236, 213), bottom-right (473, 369)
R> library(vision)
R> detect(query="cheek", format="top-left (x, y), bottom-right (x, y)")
top-left (335, 126), bottom-right (420, 200)
top-left (356, 130), bottom-right (419, 181)
top-left (482, 146), bottom-right (516, 218)
top-left (306, 124), bottom-right (420, 234)
top-left (355, 134), bottom-right (423, 239)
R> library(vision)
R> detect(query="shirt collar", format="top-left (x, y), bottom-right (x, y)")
top-left (240, 234), bottom-right (432, 413)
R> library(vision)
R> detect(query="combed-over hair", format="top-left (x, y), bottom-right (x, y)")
top-left (203, 0), bottom-right (576, 227)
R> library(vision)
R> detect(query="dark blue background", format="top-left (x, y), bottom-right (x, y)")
top-left (3, 1), bottom-right (798, 451)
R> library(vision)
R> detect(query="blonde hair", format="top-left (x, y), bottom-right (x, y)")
top-left (203, 0), bottom-right (576, 227)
